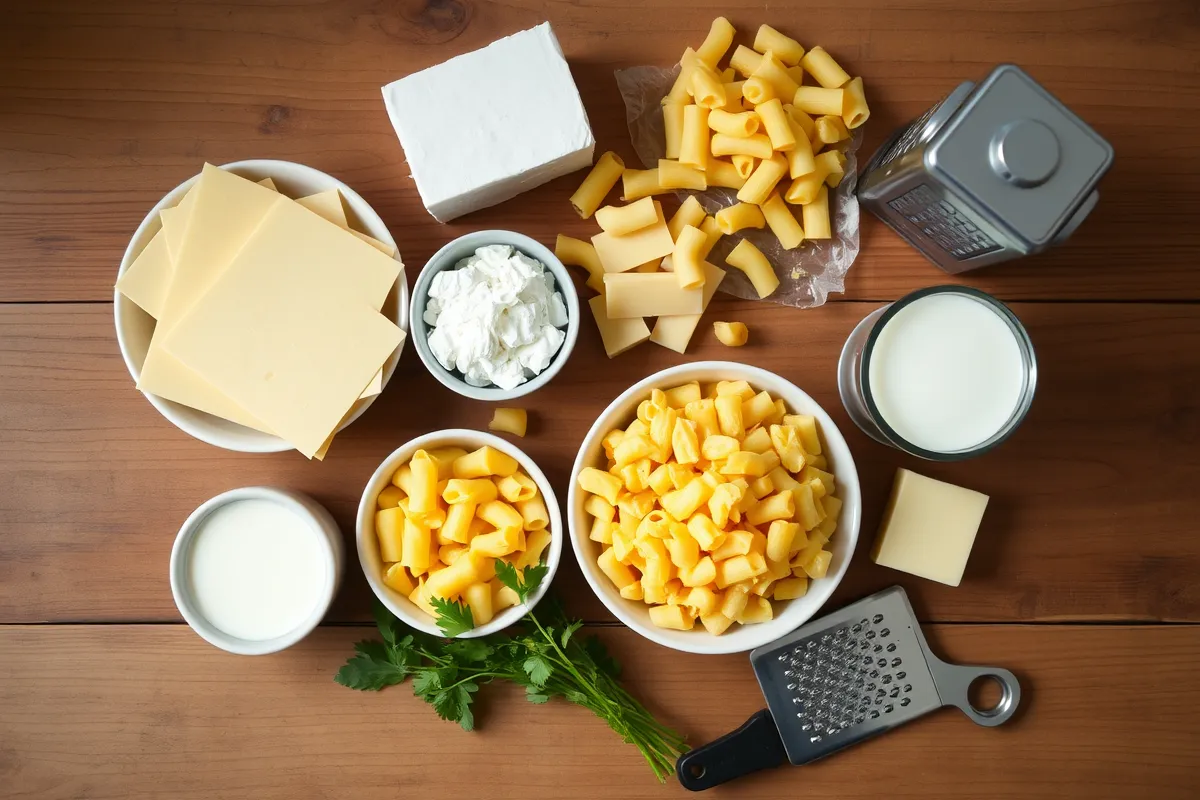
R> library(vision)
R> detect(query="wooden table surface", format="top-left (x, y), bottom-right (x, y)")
top-left (2, 1), bottom-right (1198, 798)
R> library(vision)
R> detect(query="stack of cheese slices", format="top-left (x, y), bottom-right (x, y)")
top-left (116, 164), bottom-right (405, 459)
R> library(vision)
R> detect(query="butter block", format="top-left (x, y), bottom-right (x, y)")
top-left (871, 469), bottom-right (989, 587)
top-left (381, 22), bottom-right (594, 222)
top-left (603, 272), bottom-right (705, 319)
top-left (650, 261), bottom-right (727, 353)
top-left (588, 296), bottom-right (650, 358)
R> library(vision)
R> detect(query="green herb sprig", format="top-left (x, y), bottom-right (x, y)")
top-left (335, 562), bottom-right (688, 781)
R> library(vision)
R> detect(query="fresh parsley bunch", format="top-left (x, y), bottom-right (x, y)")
top-left (336, 562), bottom-right (688, 782)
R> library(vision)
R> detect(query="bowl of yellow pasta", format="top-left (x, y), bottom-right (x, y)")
top-left (357, 429), bottom-right (562, 638)
top-left (568, 362), bottom-right (860, 655)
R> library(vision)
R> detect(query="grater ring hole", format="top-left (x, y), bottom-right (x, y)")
top-left (968, 675), bottom-right (1009, 716)
top-left (685, 763), bottom-right (706, 780)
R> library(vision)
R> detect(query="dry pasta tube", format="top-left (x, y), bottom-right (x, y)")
top-left (754, 98), bottom-right (796, 151)
top-left (726, 239), bottom-right (780, 298)
top-left (802, 184), bottom-right (832, 240)
top-left (737, 153), bottom-right (789, 206)
top-left (690, 60), bottom-right (727, 110)
top-left (815, 115), bottom-right (850, 144)
top-left (699, 216), bottom-right (723, 257)
top-left (621, 168), bottom-right (666, 201)
top-left (784, 104), bottom-right (815, 137)
top-left (842, 76), bottom-right (871, 129)
top-left (800, 46), bottom-right (852, 89)
top-left (634, 259), bottom-right (661, 273)
top-left (793, 86), bottom-right (844, 117)
top-left (713, 321), bottom-right (749, 347)
top-left (663, 47), bottom-right (698, 105)
top-left (672, 225), bottom-right (708, 290)
top-left (742, 76), bottom-right (775, 105)
top-left (658, 159), bottom-right (708, 190)
top-left (786, 65), bottom-right (805, 85)
top-left (729, 45), bottom-right (764, 78)
top-left (731, 155), bottom-right (757, 179)
top-left (555, 234), bottom-right (605, 293)
top-left (721, 81), bottom-right (746, 113)
top-left (784, 162), bottom-right (832, 205)
top-left (697, 16), bottom-right (735, 67)
top-left (753, 24), bottom-right (805, 65)
top-left (816, 149), bottom-right (848, 188)
top-left (715, 202), bottom-right (766, 235)
top-left (569, 151), bottom-right (624, 219)
top-left (668, 195), bottom-right (706, 241)
top-left (708, 108), bottom-right (760, 138)
top-left (786, 119), bottom-right (816, 178)
top-left (759, 193), bottom-right (806, 249)
top-left (711, 132), bottom-right (773, 160)
top-left (663, 103), bottom-right (686, 159)
top-left (751, 52), bottom-right (800, 103)
top-left (595, 196), bottom-right (659, 236)
top-left (705, 158), bottom-right (748, 190)
top-left (679, 105), bottom-right (711, 169)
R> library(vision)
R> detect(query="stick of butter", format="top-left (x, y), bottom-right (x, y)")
top-left (871, 469), bottom-right (989, 587)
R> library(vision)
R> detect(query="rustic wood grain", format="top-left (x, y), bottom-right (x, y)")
top-left (1, 623), bottom-right (1196, 799)
top-left (1, 0), bottom-right (1198, 303)
top-left (2, 301), bottom-right (1197, 624)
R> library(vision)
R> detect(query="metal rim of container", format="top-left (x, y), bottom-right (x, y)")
top-left (858, 284), bottom-right (1038, 462)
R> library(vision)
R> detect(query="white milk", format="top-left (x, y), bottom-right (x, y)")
top-left (188, 498), bottom-right (326, 641)
top-left (867, 293), bottom-right (1025, 453)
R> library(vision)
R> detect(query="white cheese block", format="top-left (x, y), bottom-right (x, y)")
top-left (382, 22), bottom-right (595, 222)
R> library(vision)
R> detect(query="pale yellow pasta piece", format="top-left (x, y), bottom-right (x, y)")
top-left (555, 234), bottom-right (605, 294)
top-left (590, 517), bottom-right (614, 544)
top-left (488, 407), bottom-right (528, 438)
top-left (599, 547), bottom-right (637, 589)
top-left (741, 76), bottom-right (775, 105)
top-left (399, 517), bottom-right (432, 575)
top-left (715, 202), bottom-right (766, 235)
top-left (442, 478), bottom-right (498, 505)
top-left (753, 25), bottom-right (805, 65)
top-left (737, 153), bottom-right (789, 206)
top-left (743, 390), bottom-right (778, 429)
top-left (785, 120), bottom-right (816, 179)
top-left (784, 161), bottom-right (832, 205)
top-left (803, 184), bottom-right (832, 240)
top-left (377, 485), bottom-right (405, 510)
top-left (754, 98), bottom-right (796, 152)
top-left (663, 103), bottom-right (687, 160)
top-left (730, 155), bottom-right (757, 179)
top-left (717, 380), bottom-right (755, 400)
top-left (747, 491), bottom-right (796, 526)
top-left (708, 109), bottom-right (760, 138)
top-left (440, 501), bottom-right (475, 545)
top-left (696, 16), bottom-right (735, 67)
top-left (658, 159), bottom-right (708, 191)
top-left (800, 46), bottom-right (852, 89)
top-left (769, 425), bottom-right (807, 473)
top-left (426, 447), bottom-right (468, 481)
top-left (815, 114), bottom-right (850, 144)
top-left (376, 507), bottom-right (405, 562)
top-left (713, 321), bottom-right (750, 347)
top-left (663, 48), bottom-right (699, 105)
top-left (713, 394), bottom-right (746, 438)
top-left (842, 76), bottom-right (871, 129)
top-left (784, 104), bottom-right (816, 137)
top-left (760, 193), bottom-right (805, 250)
top-left (699, 216), bottom-right (723, 258)
top-left (661, 478), bottom-right (714, 521)
top-left (578, 466), bottom-right (622, 505)
top-left (595, 197), bottom-right (659, 236)
top-left (816, 149), bottom-right (848, 188)
top-left (793, 85), bottom-right (845, 116)
top-left (689, 60), bottom-right (727, 110)
top-left (701, 434), bottom-right (740, 461)
top-left (671, 417), bottom-right (701, 464)
top-left (496, 472), bottom-right (537, 504)
top-left (711, 133), bottom-right (773, 160)
top-left (705, 159), bottom-right (748, 190)
top-left (618, 460), bottom-right (652, 493)
top-left (772, 576), bottom-right (808, 601)
top-left (649, 604), bottom-right (696, 631)
top-left (720, 81), bottom-right (746, 113)
top-left (516, 495), bottom-right (549, 531)
top-left (570, 151), bottom-right (626, 219)
top-left (766, 520), bottom-right (800, 563)
top-left (672, 224), bottom-right (708, 290)
top-left (453, 446), bottom-right (519, 479)
top-left (751, 52), bottom-right (800, 105)
top-left (476, 499), bottom-right (523, 531)
top-left (408, 450), bottom-right (439, 518)
top-left (725, 238), bottom-right (780, 299)
top-left (684, 398), bottom-right (720, 441)
top-left (614, 433), bottom-right (656, 467)
top-left (464, 581), bottom-right (494, 626)
top-left (719, 451), bottom-right (772, 478)
top-left (667, 196), bottom-right (707, 242)
top-left (621, 168), bottom-right (667, 202)
top-left (383, 563), bottom-right (416, 596)
top-left (679, 106), bottom-right (710, 169)
top-left (584, 493), bottom-right (616, 523)
top-left (783, 414), bottom-right (823, 454)
top-left (729, 45), bottom-right (764, 78)
top-left (664, 382), bottom-right (702, 408)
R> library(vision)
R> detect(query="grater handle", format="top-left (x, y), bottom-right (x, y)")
top-left (929, 659), bottom-right (1021, 727)
top-left (676, 709), bottom-right (788, 791)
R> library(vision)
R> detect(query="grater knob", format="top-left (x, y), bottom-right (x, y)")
top-left (988, 119), bottom-right (1060, 187)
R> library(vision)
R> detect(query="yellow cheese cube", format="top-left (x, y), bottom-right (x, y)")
top-left (736, 595), bottom-right (774, 624)
top-left (740, 426), bottom-right (772, 453)
top-left (720, 584), bottom-right (751, 618)
top-left (464, 581), bottom-right (494, 626)
top-left (783, 414), bottom-right (823, 455)
top-left (803, 549), bottom-right (832, 579)
top-left (799, 465), bottom-right (836, 497)
top-left (649, 604), bottom-right (696, 631)
top-left (408, 581), bottom-right (438, 617)
top-left (376, 507), bottom-right (406, 563)
top-left (772, 576), bottom-right (808, 600)
top-left (701, 612), bottom-right (735, 635)
top-left (383, 563), bottom-right (415, 596)
top-left (766, 520), bottom-right (799, 563)
top-left (684, 586), bottom-right (720, 615)
top-left (793, 482), bottom-right (823, 530)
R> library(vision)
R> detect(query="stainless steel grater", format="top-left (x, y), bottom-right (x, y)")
top-left (677, 586), bottom-right (1020, 790)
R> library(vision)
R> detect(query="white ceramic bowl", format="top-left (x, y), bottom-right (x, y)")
top-left (409, 230), bottom-right (580, 401)
top-left (169, 486), bottom-right (344, 655)
top-left (357, 429), bottom-right (563, 638)
top-left (568, 362), bottom-right (862, 655)
top-left (113, 159), bottom-right (409, 452)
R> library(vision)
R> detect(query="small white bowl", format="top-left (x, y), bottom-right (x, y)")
top-left (169, 487), bottom-right (344, 655)
top-left (113, 159), bottom-right (409, 453)
top-left (409, 230), bottom-right (580, 401)
top-left (568, 362), bottom-right (862, 655)
top-left (357, 429), bottom-right (563, 638)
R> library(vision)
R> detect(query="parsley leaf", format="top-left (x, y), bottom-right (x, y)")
top-left (560, 620), bottom-right (584, 649)
top-left (494, 561), bottom-right (548, 602)
top-left (335, 642), bottom-right (410, 691)
top-left (411, 669), bottom-right (441, 696)
top-left (372, 599), bottom-right (400, 647)
top-left (445, 638), bottom-right (492, 663)
top-left (430, 596), bottom-right (475, 637)
top-left (522, 655), bottom-right (552, 688)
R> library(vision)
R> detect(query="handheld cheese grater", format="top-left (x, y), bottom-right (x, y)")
top-left (676, 586), bottom-right (1020, 791)
top-left (857, 64), bottom-right (1113, 274)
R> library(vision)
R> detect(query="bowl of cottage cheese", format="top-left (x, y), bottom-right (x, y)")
top-left (410, 231), bottom-right (580, 400)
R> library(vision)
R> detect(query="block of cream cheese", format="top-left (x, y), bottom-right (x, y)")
top-left (871, 469), bottom-right (989, 587)
top-left (382, 22), bottom-right (594, 222)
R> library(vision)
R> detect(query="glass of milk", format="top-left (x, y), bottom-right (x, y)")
top-left (838, 286), bottom-right (1037, 460)
top-left (170, 487), bottom-right (343, 654)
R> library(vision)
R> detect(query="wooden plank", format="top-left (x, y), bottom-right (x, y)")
top-left (0, 0), bottom-right (1197, 302)
top-left (0, 623), bottom-right (1196, 799)
top-left (2, 301), bottom-right (1198, 624)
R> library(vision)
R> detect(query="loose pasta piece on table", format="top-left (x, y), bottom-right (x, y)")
top-left (842, 76), bottom-right (871, 129)
top-left (714, 321), bottom-right (750, 347)
top-left (753, 24), bottom-right (805, 65)
top-left (555, 234), bottom-right (605, 293)
top-left (595, 197), bottom-right (659, 236)
top-left (488, 407), bottom-right (528, 438)
top-left (621, 167), bottom-right (666, 202)
top-left (696, 16), bottom-right (736, 67)
top-left (800, 46), bottom-right (852, 89)
top-left (569, 151), bottom-right (625, 219)
top-left (672, 224), bottom-right (709, 290)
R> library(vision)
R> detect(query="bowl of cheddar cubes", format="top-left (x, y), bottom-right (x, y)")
top-left (568, 362), bottom-right (860, 654)
top-left (357, 430), bottom-right (562, 638)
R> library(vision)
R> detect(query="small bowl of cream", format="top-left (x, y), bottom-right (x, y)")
top-left (169, 487), bottom-right (343, 655)
top-left (410, 230), bottom-right (580, 401)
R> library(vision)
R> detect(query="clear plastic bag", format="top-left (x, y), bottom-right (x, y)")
top-left (615, 65), bottom-right (861, 308)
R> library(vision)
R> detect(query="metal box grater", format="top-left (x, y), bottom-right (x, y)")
top-left (857, 64), bottom-right (1113, 274)
top-left (677, 587), bottom-right (1020, 791)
